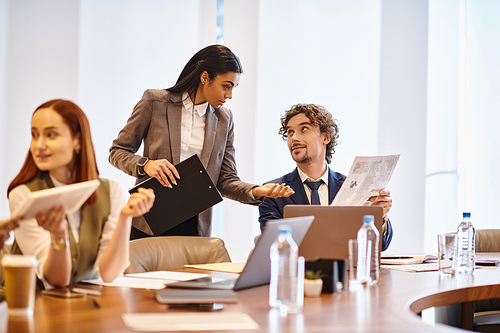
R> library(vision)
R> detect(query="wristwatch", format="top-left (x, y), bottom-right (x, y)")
top-left (137, 157), bottom-right (149, 176)
top-left (51, 238), bottom-right (68, 251)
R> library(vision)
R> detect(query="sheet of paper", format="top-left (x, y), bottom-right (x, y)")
top-left (122, 312), bottom-right (260, 331)
top-left (184, 263), bottom-right (246, 274)
top-left (381, 263), bottom-right (438, 272)
top-left (125, 271), bottom-right (209, 281)
top-left (381, 254), bottom-right (437, 265)
top-left (84, 271), bottom-right (209, 290)
top-left (331, 154), bottom-right (400, 206)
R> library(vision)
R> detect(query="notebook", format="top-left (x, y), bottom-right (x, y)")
top-left (129, 155), bottom-right (222, 235)
top-left (166, 216), bottom-right (314, 291)
top-left (283, 205), bottom-right (383, 260)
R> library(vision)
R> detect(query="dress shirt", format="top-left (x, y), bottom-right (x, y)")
top-left (297, 166), bottom-right (329, 205)
top-left (180, 92), bottom-right (207, 162)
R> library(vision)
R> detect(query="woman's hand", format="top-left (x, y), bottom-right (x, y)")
top-left (368, 189), bottom-right (392, 218)
top-left (35, 205), bottom-right (67, 239)
top-left (0, 218), bottom-right (20, 249)
top-left (143, 159), bottom-right (180, 188)
top-left (121, 188), bottom-right (155, 217)
top-left (252, 183), bottom-right (295, 199)
top-left (37, 205), bottom-right (71, 288)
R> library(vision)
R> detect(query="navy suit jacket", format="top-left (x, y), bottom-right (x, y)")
top-left (258, 167), bottom-right (393, 251)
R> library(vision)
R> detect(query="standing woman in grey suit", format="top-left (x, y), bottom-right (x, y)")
top-left (110, 45), bottom-right (293, 239)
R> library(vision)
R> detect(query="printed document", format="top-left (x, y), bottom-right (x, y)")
top-left (331, 154), bottom-right (400, 206)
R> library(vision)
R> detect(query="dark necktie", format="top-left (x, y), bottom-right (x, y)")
top-left (304, 180), bottom-right (323, 205)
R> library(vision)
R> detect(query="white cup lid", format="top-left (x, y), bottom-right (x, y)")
top-left (1, 254), bottom-right (38, 267)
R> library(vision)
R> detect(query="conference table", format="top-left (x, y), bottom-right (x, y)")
top-left (2, 255), bottom-right (500, 332)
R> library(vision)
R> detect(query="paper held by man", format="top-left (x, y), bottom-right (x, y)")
top-left (331, 154), bottom-right (400, 206)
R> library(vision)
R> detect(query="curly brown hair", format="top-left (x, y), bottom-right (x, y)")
top-left (279, 104), bottom-right (339, 164)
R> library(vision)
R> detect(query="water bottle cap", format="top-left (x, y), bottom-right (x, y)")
top-left (278, 225), bottom-right (292, 233)
top-left (463, 212), bottom-right (471, 218)
top-left (363, 215), bottom-right (374, 224)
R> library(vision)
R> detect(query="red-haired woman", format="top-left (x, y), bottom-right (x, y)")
top-left (8, 99), bottom-right (155, 289)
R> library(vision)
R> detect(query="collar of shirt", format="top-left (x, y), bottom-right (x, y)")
top-left (297, 165), bottom-right (329, 186)
top-left (297, 166), bottom-right (330, 205)
top-left (182, 92), bottom-right (208, 117)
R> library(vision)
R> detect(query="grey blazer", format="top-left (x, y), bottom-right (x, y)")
top-left (109, 89), bottom-right (262, 236)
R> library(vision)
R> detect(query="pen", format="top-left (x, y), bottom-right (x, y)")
top-left (91, 299), bottom-right (101, 309)
top-left (382, 256), bottom-right (413, 259)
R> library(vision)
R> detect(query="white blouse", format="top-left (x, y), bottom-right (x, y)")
top-left (180, 91), bottom-right (207, 162)
top-left (9, 176), bottom-right (128, 288)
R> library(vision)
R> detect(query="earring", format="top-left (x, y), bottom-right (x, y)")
top-left (202, 81), bottom-right (205, 85)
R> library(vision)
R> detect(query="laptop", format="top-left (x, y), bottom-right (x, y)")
top-left (167, 216), bottom-right (314, 291)
top-left (284, 205), bottom-right (383, 261)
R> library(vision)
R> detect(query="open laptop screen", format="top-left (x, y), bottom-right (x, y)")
top-left (284, 205), bottom-right (383, 261)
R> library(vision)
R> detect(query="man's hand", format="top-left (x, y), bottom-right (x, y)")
top-left (143, 159), bottom-right (180, 188)
top-left (252, 183), bottom-right (295, 199)
top-left (368, 189), bottom-right (392, 218)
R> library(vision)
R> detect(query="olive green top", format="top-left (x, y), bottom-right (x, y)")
top-left (10, 172), bottom-right (110, 290)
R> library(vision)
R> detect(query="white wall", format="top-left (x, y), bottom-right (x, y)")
top-left (0, 0), bottom-right (8, 211)
top-left (424, 0), bottom-right (500, 252)
top-left (461, 0), bottom-right (500, 228)
top-left (425, 0), bottom-right (460, 251)
top-left (378, 0), bottom-right (429, 253)
top-left (1, 0), bottom-right (80, 217)
top-left (77, 0), bottom-right (213, 190)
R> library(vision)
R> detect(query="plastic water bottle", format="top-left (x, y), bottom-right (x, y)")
top-left (269, 225), bottom-right (302, 313)
top-left (356, 215), bottom-right (380, 284)
top-left (454, 212), bottom-right (475, 274)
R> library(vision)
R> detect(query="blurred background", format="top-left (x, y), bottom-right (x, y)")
top-left (1, 0), bottom-right (499, 262)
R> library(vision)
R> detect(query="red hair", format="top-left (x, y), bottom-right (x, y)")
top-left (8, 99), bottom-right (99, 204)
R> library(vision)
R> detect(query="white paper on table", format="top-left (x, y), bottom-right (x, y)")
top-left (122, 312), bottom-right (260, 331)
top-left (381, 263), bottom-right (438, 272)
top-left (331, 154), bottom-right (400, 206)
top-left (84, 271), bottom-right (209, 290)
top-left (125, 271), bottom-right (209, 281)
top-left (184, 262), bottom-right (245, 274)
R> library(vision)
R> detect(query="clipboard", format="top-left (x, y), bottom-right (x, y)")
top-left (129, 155), bottom-right (222, 235)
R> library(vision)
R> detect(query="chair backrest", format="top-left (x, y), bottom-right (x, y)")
top-left (0, 244), bottom-right (12, 285)
top-left (475, 229), bottom-right (500, 252)
top-left (124, 236), bottom-right (231, 274)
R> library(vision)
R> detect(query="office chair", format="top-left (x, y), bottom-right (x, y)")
top-left (473, 229), bottom-right (500, 333)
top-left (124, 236), bottom-right (231, 274)
top-left (0, 244), bottom-right (12, 285)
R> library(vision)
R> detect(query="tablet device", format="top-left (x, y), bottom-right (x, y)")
top-left (155, 289), bottom-right (238, 304)
top-left (12, 179), bottom-right (100, 220)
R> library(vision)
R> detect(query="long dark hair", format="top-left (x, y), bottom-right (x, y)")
top-left (167, 45), bottom-right (243, 97)
top-left (8, 99), bottom-right (99, 204)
